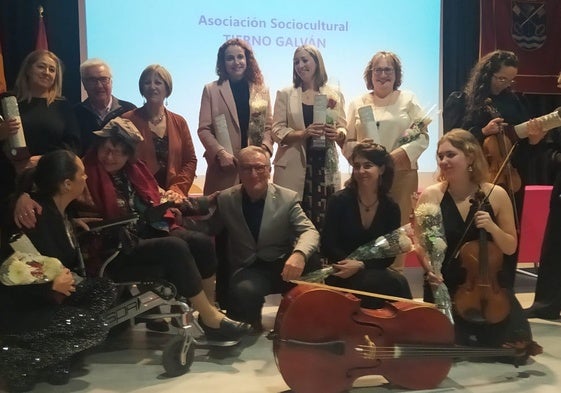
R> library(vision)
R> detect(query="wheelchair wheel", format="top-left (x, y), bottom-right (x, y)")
top-left (162, 335), bottom-right (195, 377)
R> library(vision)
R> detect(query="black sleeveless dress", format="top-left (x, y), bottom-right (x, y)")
top-left (428, 190), bottom-right (532, 348)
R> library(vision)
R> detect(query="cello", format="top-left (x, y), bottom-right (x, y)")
top-left (453, 190), bottom-right (511, 324)
top-left (271, 284), bottom-right (533, 393)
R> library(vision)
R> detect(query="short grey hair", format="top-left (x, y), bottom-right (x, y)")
top-left (80, 58), bottom-right (112, 80)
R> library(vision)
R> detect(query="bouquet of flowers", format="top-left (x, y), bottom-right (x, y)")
top-left (248, 92), bottom-right (268, 147)
top-left (396, 104), bottom-right (436, 147)
top-left (0, 251), bottom-right (64, 286)
top-left (300, 224), bottom-right (414, 283)
top-left (414, 202), bottom-right (453, 323)
top-left (324, 96), bottom-right (341, 188)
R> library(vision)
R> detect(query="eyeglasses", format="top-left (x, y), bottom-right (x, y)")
top-left (492, 75), bottom-right (515, 85)
top-left (98, 144), bottom-right (127, 158)
top-left (239, 164), bottom-right (269, 174)
top-left (373, 67), bottom-right (394, 75)
top-left (84, 76), bottom-right (111, 86)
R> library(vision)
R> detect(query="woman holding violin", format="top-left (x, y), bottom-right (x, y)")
top-left (417, 130), bottom-right (536, 353)
top-left (460, 50), bottom-right (541, 289)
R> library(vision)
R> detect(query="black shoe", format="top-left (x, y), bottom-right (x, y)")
top-left (199, 316), bottom-right (251, 341)
top-left (524, 306), bottom-right (560, 320)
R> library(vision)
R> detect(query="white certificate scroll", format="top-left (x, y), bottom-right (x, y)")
top-left (358, 105), bottom-right (380, 144)
top-left (214, 114), bottom-right (233, 154)
top-left (313, 94), bottom-right (327, 124)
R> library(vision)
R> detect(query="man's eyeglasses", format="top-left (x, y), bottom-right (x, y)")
top-left (84, 76), bottom-right (111, 86)
top-left (240, 164), bottom-right (269, 174)
top-left (492, 75), bottom-right (515, 85)
top-left (373, 67), bottom-right (394, 75)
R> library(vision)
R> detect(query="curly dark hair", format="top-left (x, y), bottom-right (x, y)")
top-left (216, 38), bottom-right (264, 86)
top-left (345, 139), bottom-right (394, 197)
top-left (463, 50), bottom-right (519, 113)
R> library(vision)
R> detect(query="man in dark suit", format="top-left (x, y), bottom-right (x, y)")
top-left (209, 146), bottom-right (319, 330)
top-left (74, 59), bottom-right (136, 153)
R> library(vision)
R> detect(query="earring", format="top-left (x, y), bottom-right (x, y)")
top-left (467, 165), bottom-right (473, 172)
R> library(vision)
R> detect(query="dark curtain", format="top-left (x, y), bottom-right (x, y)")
top-left (0, 0), bottom-right (81, 104)
top-left (441, 0), bottom-right (480, 101)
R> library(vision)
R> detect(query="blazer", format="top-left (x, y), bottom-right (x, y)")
top-left (212, 183), bottom-right (319, 273)
top-left (197, 80), bottom-right (274, 194)
top-left (122, 107), bottom-right (197, 197)
top-left (272, 85), bottom-right (347, 198)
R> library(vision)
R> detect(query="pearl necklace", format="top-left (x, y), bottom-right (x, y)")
top-left (358, 196), bottom-right (378, 212)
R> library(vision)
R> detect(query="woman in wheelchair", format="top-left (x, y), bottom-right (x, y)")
top-left (80, 118), bottom-right (251, 340)
top-left (13, 119), bottom-right (251, 341)
top-left (0, 150), bottom-right (117, 392)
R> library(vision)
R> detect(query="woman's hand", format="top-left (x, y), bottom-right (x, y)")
top-left (0, 117), bottom-right (20, 141)
top-left (52, 268), bottom-right (76, 297)
top-left (482, 117), bottom-right (505, 136)
top-left (473, 210), bottom-right (497, 233)
top-left (217, 149), bottom-right (237, 170)
top-left (332, 259), bottom-right (364, 279)
top-left (527, 118), bottom-right (546, 145)
top-left (72, 217), bottom-right (103, 231)
top-left (305, 123), bottom-right (325, 139)
top-left (14, 193), bottom-right (42, 229)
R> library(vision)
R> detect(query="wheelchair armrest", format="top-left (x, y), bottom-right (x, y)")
top-left (86, 214), bottom-right (140, 233)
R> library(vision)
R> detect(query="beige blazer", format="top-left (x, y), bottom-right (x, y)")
top-left (213, 183), bottom-right (319, 273)
top-left (197, 80), bottom-right (273, 194)
top-left (272, 85), bottom-right (346, 198)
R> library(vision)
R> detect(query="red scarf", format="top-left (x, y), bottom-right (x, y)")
top-left (83, 149), bottom-right (162, 219)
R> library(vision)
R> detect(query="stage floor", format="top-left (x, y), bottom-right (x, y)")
top-left (6, 267), bottom-right (561, 393)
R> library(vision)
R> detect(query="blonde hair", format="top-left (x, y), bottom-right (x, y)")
top-left (292, 45), bottom-right (328, 89)
top-left (437, 129), bottom-right (488, 184)
top-left (15, 50), bottom-right (63, 105)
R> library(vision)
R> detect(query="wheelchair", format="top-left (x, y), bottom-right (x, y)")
top-left (80, 213), bottom-right (240, 377)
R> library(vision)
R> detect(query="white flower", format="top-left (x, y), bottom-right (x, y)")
top-left (40, 256), bottom-right (64, 281)
top-left (7, 259), bottom-right (36, 285)
top-left (250, 98), bottom-right (268, 114)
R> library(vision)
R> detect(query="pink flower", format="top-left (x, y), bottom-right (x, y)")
top-left (327, 98), bottom-right (337, 109)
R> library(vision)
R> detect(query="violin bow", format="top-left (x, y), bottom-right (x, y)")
top-left (290, 280), bottom-right (436, 307)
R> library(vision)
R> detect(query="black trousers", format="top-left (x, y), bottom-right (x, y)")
top-left (108, 236), bottom-right (205, 299)
top-left (226, 254), bottom-right (321, 325)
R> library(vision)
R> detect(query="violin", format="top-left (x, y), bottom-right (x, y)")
top-left (271, 284), bottom-right (531, 393)
top-left (453, 190), bottom-right (511, 324)
top-left (481, 99), bottom-right (521, 194)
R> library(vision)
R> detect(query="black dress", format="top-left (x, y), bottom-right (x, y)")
top-left (322, 188), bottom-right (412, 309)
top-left (0, 196), bottom-right (116, 388)
top-left (436, 190), bottom-right (532, 347)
